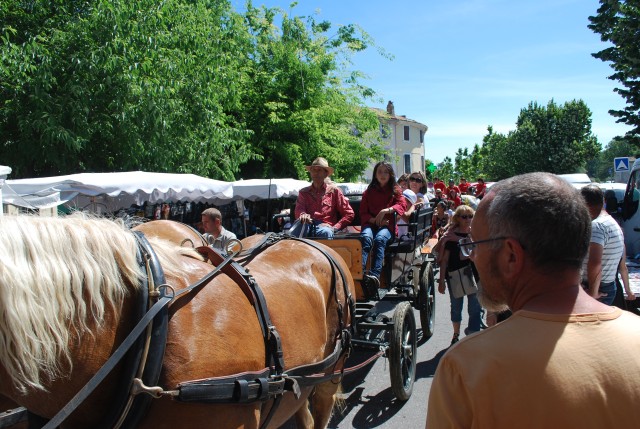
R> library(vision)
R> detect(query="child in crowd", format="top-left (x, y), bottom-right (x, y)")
top-left (398, 189), bottom-right (425, 239)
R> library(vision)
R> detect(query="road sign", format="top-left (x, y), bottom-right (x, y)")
top-left (614, 157), bottom-right (630, 172)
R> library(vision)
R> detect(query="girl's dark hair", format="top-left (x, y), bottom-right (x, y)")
top-left (369, 161), bottom-right (400, 195)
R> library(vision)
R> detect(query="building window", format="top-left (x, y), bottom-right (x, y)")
top-left (421, 156), bottom-right (425, 171)
top-left (404, 154), bottom-right (411, 174)
top-left (420, 130), bottom-right (424, 143)
top-left (403, 125), bottom-right (410, 141)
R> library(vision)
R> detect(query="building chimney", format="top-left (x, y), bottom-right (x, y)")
top-left (386, 101), bottom-right (395, 116)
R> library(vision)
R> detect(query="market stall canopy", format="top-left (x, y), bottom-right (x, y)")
top-left (336, 182), bottom-right (368, 195)
top-left (231, 178), bottom-right (310, 201)
top-left (4, 171), bottom-right (233, 212)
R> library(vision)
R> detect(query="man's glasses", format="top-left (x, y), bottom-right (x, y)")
top-left (409, 177), bottom-right (422, 182)
top-left (459, 215), bottom-right (473, 220)
top-left (458, 236), bottom-right (507, 257)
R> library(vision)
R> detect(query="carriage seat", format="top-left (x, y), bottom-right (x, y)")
top-left (386, 206), bottom-right (433, 254)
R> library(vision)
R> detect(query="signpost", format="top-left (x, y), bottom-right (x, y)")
top-left (614, 157), bottom-right (631, 184)
top-left (614, 157), bottom-right (630, 173)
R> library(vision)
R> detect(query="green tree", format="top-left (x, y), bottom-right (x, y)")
top-left (1, 0), bottom-right (257, 179)
top-left (471, 100), bottom-right (600, 180)
top-left (237, 4), bottom-right (383, 181)
top-left (589, 1), bottom-right (640, 145)
top-left (437, 157), bottom-right (454, 183)
top-left (0, 0), bottom-right (382, 181)
top-left (590, 136), bottom-right (637, 181)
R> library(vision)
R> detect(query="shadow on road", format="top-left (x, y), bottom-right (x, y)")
top-left (330, 386), bottom-right (406, 428)
top-left (416, 347), bottom-right (448, 380)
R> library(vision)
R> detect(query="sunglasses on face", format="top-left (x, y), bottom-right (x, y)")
top-left (409, 177), bottom-right (422, 182)
top-left (459, 215), bottom-right (473, 220)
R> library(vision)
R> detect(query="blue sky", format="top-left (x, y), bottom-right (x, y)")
top-left (232, 0), bottom-right (631, 164)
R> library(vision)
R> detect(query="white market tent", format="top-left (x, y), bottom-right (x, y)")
top-left (4, 171), bottom-right (233, 213)
top-left (231, 178), bottom-right (309, 201)
top-left (2, 171), bottom-right (368, 219)
top-left (336, 182), bottom-right (368, 195)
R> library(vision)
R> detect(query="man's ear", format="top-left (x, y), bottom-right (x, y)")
top-left (501, 238), bottom-right (525, 280)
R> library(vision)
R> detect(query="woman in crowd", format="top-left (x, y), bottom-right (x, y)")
top-left (431, 201), bottom-right (450, 238)
top-left (408, 171), bottom-right (427, 203)
top-left (360, 161), bottom-right (407, 289)
top-left (435, 205), bottom-right (482, 345)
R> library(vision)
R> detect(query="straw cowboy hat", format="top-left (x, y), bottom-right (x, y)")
top-left (305, 157), bottom-right (334, 175)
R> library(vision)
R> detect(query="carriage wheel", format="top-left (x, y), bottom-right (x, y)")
top-left (389, 301), bottom-right (417, 401)
top-left (418, 261), bottom-right (436, 340)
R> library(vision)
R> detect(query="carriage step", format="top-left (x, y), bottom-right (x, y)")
top-left (0, 407), bottom-right (27, 428)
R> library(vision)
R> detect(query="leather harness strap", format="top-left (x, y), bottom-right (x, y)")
top-left (40, 236), bottom-right (240, 429)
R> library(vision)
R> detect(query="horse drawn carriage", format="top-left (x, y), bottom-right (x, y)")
top-left (301, 198), bottom-right (437, 401)
top-left (0, 198), bottom-right (436, 428)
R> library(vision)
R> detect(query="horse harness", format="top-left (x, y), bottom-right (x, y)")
top-left (30, 232), bottom-right (354, 429)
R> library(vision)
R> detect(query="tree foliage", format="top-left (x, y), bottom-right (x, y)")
top-left (452, 100), bottom-right (601, 181)
top-left (588, 136), bottom-right (637, 181)
top-left (589, 0), bottom-right (640, 145)
top-left (0, 0), bottom-right (382, 180)
top-left (237, 3), bottom-right (383, 181)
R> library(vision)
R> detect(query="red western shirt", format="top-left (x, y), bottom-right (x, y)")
top-left (295, 183), bottom-right (354, 230)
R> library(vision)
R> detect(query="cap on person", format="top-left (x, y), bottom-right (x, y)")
top-left (402, 189), bottom-right (417, 205)
top-left (436, 188), bottom-right (442, 194)
top-left (304, 157), bottom-right (334, 175)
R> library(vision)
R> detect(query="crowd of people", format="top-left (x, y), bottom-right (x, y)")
top-left (203, 159), bottom-right (640, 427)
top-left (426, 173), bottom-right (640, 428)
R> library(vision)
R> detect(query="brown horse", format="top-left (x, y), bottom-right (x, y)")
top-left (0, 216), bottom-right (355, 428)
top-left (133, 219), bottom-right (207, 248)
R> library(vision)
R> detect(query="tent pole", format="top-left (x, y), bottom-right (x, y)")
top-left (266, 178), bottom-right (272, 232)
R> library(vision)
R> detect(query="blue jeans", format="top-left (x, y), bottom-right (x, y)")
top-left (361, 226), bottom-right (392, 278)
top-left (288, 220), bottom-right (334, 239)
top-left (447, 285), bottom-right (482, 332)
top-left (598, 281), bottom-right (616, 305)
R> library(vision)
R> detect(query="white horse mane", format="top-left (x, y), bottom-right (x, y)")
top-left (0, 215), bottom-right (144, 392)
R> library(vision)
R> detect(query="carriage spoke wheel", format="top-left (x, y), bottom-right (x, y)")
top-left (419, 262), bottom-right (436, 341)
top-left (389, 301), bottom-right (417, 401)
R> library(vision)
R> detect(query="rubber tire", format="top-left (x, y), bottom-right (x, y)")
top-left (418, 262), bottom-right (436, 340)
top-left (389, 301), bottom-right (417, 401)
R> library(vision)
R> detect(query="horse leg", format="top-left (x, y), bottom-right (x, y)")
top-left (293, 399), bottom-right (314, 429)
top-left (309, 381), bottom-right (341, 429)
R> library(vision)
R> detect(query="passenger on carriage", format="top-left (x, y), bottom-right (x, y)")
top-left (397, 173), bottom-right (409, 191)
top-left (290, 157), bottom-right (354, 238)
top-left (398, 189), bottom-right (423, 240)
top-left (408, 171), bottom-right (428, 204)
top-left (201, 207), bottom-right (237, 251)
top-left (360, 161), bottom-right (407, 287)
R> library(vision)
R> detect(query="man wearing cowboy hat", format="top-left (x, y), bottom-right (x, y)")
top-left (290, 157), bottom-right (354, 238)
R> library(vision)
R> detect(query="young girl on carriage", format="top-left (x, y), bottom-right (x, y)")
top-left (360, 161), bottom-right (407, 290)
